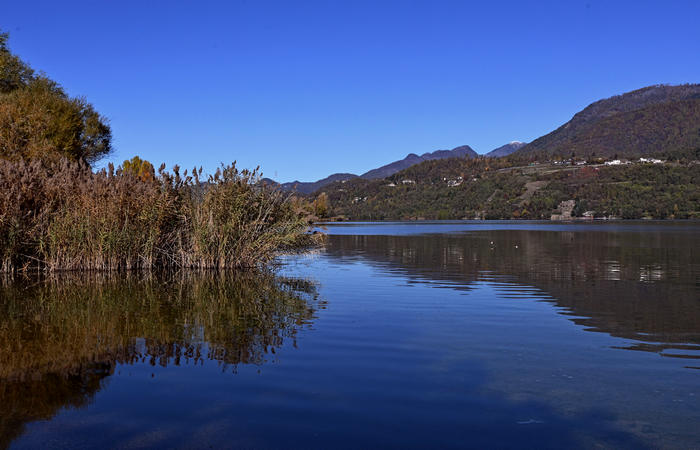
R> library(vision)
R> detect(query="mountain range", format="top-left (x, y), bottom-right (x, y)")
top-left (265, 173), bottom-right (358, 195)
top-left (312, 83), bottom-right (700, 221)
top-left (265, 144), bottom-right (507, 194)
top-left (266, 84), bottom-right (700, 195)
top-left (361, 145), bottom-right (477, 180)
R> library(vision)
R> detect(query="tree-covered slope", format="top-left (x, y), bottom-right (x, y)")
top-left (262, 172), bottom-right (358, 195)
top-left (316, 153), bottom-right (700, 221)
top-left (516, 84), bottom-right (700, 158)
top-left (309, 84), bottom-right (700, 221)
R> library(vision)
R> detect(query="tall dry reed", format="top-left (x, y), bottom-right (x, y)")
top-left (0, 158), bottom-right (319, 272)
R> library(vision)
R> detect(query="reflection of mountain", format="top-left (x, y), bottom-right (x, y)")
top-left (324, 231), bottom-right (700, 358)
top-left (0, 272), bottom-right (322, 446)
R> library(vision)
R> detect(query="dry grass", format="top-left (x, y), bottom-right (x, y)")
top-left (0, 158), bottom-right (320, 272)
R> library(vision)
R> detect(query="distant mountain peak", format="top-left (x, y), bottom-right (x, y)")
top-left (360, 145), bottom-right (477, 180)
top-left (485, 141), bottom-right (527, 158)
top-left (266, 144), bottom-right (478, 194)
top-left (262, 172), bottom-right (358, 195)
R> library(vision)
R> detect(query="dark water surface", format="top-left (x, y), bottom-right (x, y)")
top-left (1, 222), bottom-right (698, 449)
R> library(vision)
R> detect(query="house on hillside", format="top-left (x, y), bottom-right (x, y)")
top-left (447, 176), bottom-right (463, 187)
top-left (605, 159), bottom-right (631, 166)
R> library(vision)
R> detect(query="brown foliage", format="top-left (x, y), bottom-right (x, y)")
top-left (0, 158), bottom-right (320, 272)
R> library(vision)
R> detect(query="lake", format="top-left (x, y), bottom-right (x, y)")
top-left (1, 222), bottom-right (698, 449)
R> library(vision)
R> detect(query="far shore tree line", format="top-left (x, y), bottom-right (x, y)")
top-left (311, 151), bottom-right (699, 221)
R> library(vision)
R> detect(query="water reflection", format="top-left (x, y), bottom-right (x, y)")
top-left (324, 230), bottom-right (700, 361)
top-left (2, 226), bottom-right (698, 449)
top-left (0, 272), bottom-right (322, 447)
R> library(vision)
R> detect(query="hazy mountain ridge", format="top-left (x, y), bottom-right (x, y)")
top-left (485, 142), bottom-right (527, 157)
top-left (360, 145), bottom-right (477, 179)
top-left (262, 173), bottom-right (358, 195)
top-left (268, 145), bottom-right (478, 194)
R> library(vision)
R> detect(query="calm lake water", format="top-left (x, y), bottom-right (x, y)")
top-left (1, 222), bottom-right (698, 449)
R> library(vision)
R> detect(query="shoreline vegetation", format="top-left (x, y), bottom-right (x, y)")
top-left (0, 31), bottom-right (320, 273)
top-left (0, 158), bottom-right (320, 273)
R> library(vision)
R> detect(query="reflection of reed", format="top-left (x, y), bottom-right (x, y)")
top-left (0, 272), bottom-right (322, 448)
top-left (0, 272), bottom-right (322, 382)
top-left (0, 362), bottom-right (113, 450)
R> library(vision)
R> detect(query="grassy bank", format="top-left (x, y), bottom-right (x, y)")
top-left (0, 158), bottom-right (319, 272)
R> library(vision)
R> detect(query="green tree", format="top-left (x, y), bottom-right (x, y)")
top-left (0, 31), bottom-right (112, 164)
top-left (0, 32), bottom-right (34, 93)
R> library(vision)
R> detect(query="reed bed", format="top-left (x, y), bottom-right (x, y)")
top-left (0, 158), bottom-right (320, 272)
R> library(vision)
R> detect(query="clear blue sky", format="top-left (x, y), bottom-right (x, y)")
top-left (2, 0), bottom-right (699, 182)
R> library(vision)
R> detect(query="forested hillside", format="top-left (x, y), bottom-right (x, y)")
top-left (515, 84), bottom-right (700, 159)
top-left (306, 84), bottom-right (700, 221)
top-left (360, 145), bottom-right (477, 179)
top-left (315, 152), bottom-right (700, 220)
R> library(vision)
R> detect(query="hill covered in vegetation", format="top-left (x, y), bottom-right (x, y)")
top-left (308, 84), bottom-right (700, 221)
top-left (314, 151), bottom-right (699, 221)
top-left (515, 84), bottom-right (700, 159)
